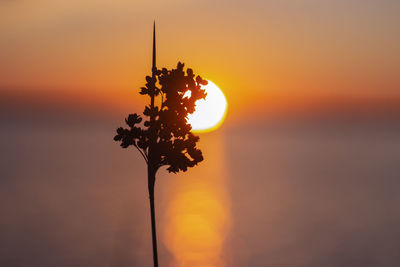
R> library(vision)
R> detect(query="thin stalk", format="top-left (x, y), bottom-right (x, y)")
top-left (148, 166), bottom-right (158, 267)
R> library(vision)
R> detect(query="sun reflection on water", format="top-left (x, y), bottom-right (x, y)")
top-left (163, 133), bottom-right (230, 267)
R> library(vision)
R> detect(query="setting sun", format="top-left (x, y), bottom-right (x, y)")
top-left (186, 81), bottom-right (227, 132)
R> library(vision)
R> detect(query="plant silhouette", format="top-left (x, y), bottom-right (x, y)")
top-left (113, 23), bottom-right (207, 267)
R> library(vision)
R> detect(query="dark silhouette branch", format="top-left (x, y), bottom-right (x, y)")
top-left (133, 144), bottom-right (148, 163)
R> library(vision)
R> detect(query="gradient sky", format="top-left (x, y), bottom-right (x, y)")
top-left (1, 0), bottom-right (400, 119)
top-left (1, 1), bottom-right (400, 266)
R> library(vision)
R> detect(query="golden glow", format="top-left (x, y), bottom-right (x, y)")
top-left (163, 133), bottom-right (231, 267)
top-left (164, 189), bottom-right (227, 266)
top-left (186, 81), bottom-right (227, 132)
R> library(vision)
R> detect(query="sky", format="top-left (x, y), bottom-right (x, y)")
top-left (1, 1), bottom-right (400, 266)
top-left (1, 0), bottom-right (400, 119)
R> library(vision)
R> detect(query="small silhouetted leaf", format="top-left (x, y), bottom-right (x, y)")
top-left (140, 87), bottom-right (149, 95)
top-left (125, 114), bottom-right (142, 127)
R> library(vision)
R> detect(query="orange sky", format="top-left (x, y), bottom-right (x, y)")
top-left (1, 0), bottom-right (399, 121)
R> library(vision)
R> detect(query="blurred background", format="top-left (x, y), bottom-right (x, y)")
top-left (1, 0), bottom-right (400, 266)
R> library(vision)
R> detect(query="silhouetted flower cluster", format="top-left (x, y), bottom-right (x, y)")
top-left (114, 62), bottom-right (207, 173)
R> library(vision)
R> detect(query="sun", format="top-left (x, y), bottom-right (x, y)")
top-left (186, 81), bottom-right (227, 132)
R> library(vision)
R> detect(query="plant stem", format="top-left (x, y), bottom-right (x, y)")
top-left (148, 166), bottom-right (159, 267)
